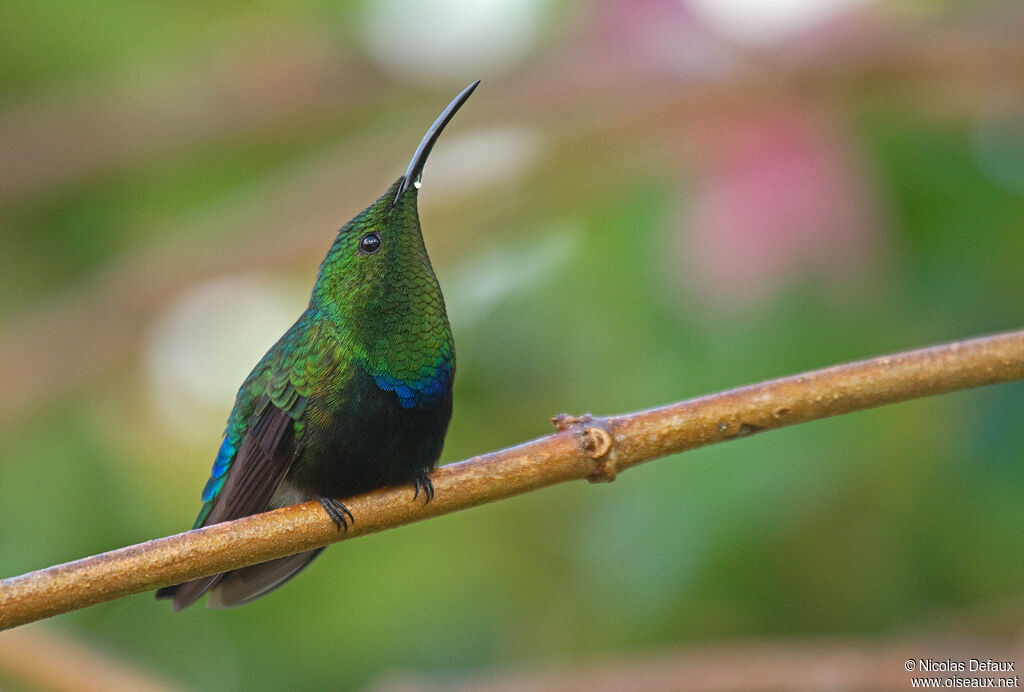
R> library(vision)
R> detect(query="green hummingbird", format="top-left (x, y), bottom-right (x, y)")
top-left (156, 81), bottom-right (478, 610)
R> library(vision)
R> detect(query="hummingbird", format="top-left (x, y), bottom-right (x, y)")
top-left (156, 81), bottom-right (478, 610)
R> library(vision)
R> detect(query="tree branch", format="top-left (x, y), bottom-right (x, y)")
top-left (2, 329), bottom-right (1023, 630)
top-left (365, 635), bottom-right (1024, 691)
top-left (0, 623), bottom-right (188, 692)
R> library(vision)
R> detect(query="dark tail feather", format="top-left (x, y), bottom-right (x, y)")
top-left (205, 548), bottom-right (324, 609)
top-left (154, 585), bottom-right (176, 600)
top-left (155, 573), bottom-right (223, 611)
top-left (154, 547), bottom-right (318, 611)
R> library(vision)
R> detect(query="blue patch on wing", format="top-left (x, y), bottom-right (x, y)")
top-left (372, 358), bottom-right (453, 409)
top-left (201, 437), bottom-right (236, 502)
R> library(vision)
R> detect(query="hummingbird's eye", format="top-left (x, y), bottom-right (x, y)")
top-left (358, 232), bottom-right (382, 255)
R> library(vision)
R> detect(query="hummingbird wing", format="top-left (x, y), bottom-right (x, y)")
top-left (157, 367), bottom-right (310, 611)
top-left (199, 390), bottom-right (305, 525)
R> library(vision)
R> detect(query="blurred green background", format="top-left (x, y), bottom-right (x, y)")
top-left (1, 1), bottom-right (1023, 690)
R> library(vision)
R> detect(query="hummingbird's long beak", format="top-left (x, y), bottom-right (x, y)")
top-left (393, 80), bottom-right (480, 206)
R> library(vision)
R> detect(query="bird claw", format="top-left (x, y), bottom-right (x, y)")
top-left (412, 472), bottom-right (434, 504)
top-left (317, 496), bottom-right (353, 531)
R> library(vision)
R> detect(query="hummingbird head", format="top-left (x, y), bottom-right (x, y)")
top-left (310, 81), bottom-right (479, 345)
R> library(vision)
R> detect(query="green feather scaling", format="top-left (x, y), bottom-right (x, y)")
top-left (310, 181), bottom-right (455, 409)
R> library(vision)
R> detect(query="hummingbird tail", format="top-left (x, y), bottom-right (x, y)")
top-left (155, 573), bottom-right (223, 611)
top-left (205, 548), bottom-right (325, 609)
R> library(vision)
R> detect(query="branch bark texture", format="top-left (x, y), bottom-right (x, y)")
top-left (2, 329), bottom-right (1023, 629)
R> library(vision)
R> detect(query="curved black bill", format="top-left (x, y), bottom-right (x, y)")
top-left (393, 80), bottom-right (480, 206)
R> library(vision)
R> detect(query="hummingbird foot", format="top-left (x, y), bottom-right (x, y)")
top-left (317, 496), bottom-right (354, 531)
top-left (412, 471), bottom-right (434, 504)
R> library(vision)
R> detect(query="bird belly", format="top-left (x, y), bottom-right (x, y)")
top-left (268, 478), bottom-right (311, 509)
top-left (285, 365), bottom-right (452, 500)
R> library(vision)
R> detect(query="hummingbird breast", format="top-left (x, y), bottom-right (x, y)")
top-left (286, 358), bottom-right (453, 499)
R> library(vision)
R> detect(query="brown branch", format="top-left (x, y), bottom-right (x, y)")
top-left (0, 623), bottom-right (188, 692)
top-left (365, 636), bottom-right (1024, 692)
top-left (2, 329), bottom-right (1023, 630)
